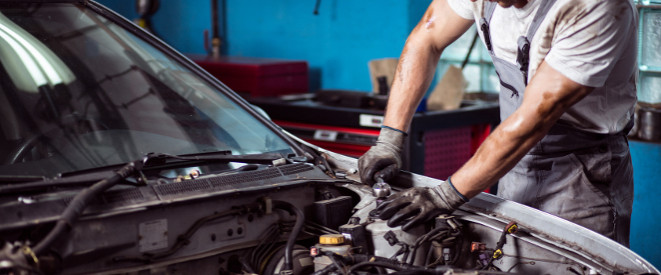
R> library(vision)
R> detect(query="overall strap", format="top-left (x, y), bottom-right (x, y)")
top-left (527, 0), bottom-right (558, 39)
top-left (483, 1), bottom-right (497, 23)
top-left (479, 2), bottom-right (498, 52)
top-left (517, 0), bottom-right (557, 84)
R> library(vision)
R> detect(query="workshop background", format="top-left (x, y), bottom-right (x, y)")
top-left (98, 0), bottom-right (661, 268)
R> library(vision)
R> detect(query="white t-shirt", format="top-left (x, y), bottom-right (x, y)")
top-left (448, 0), bottom-right (638, 134)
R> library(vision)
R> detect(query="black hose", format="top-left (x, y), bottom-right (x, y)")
top-left (329, 254), bottom-right (347, 275)
top-left (33, 162), bottom-right (138, 255)
top-left (312, 263), bottom-right (337, 275)
top-left (375, 266), bottom-right (388, 274)
top-left (408, 227), bottom-right (449, 265)
top-left (273, 200), bottom-right (305, 272)
top-left (239, 257), bottom-right (256, 274)
top-left (250, 224), bottom-right (279, 268)
top-left (424, 244), bottom-right (435, 266)
top-left (346, 261), bottom-right (406, 274)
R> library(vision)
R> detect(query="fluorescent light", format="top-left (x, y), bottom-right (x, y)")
top-left (0, 22), bottom-right (62, 85)
top-left (0, 27), bottom-right (47, 86)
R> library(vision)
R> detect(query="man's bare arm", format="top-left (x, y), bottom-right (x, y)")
top-left (451, 61), bottom-right (595, 198)
top-left (383, 0), bottom-right (473, 132)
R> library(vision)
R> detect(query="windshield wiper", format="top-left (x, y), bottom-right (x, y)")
top-left (0, 151), bottom-right (301, 194)
top-left (141, 151), bottom-right (291, 170)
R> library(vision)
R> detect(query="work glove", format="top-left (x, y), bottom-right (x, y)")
top-left (358, 126), bottom-right (406, 186)
top-left (376, 179), bottom-right (468, 231)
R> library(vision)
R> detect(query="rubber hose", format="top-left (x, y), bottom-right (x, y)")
top-left (33, 162), bottom-right (137, 255)
top-left (273, 200), bottom-right (305, 272)
top-left (311, 263), bottom-right (336, 275)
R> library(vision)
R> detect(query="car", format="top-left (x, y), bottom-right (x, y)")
top-left (0, 1), bottom-right (658, 275)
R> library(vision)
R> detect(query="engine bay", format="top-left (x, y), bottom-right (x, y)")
top-left (0, 151), bottom-right (658, 275)
top-left (0, 2), bottom-right (656, 274)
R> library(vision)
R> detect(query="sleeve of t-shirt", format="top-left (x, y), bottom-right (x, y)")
top-left (447, 0), bottom-right (474, 20)
top-left (544, 1), bottom-right (635, 88)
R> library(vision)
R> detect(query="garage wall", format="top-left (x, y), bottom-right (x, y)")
top-left (630, 141), bottom-right (661, 269)
top-left (96, 0), bottom-right (430, 92)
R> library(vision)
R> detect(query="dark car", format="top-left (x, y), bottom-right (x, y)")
top-left (0, 1), bottom-right (657, 275)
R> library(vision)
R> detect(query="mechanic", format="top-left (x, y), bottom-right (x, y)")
top-left (359, 0), bottom-right (637, 246)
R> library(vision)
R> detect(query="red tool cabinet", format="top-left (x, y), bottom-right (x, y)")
top-left (188, 55), bottom-right (309, 98)
top-left (249, 93), bottom-right (500, 181)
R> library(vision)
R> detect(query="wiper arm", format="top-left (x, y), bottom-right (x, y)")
top-left (141, 151), bottom-right (290, 170)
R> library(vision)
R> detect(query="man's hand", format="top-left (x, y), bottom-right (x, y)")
top-left (376, 181), bottom-right (468, 231)
top-left (358, 127), bottom-right (406, 185)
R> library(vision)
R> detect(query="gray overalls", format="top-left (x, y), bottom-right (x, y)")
top-left (479, 1), bottom-right (634, 246)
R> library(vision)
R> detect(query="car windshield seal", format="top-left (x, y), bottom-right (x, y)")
top-left (0, 150), bottom-right (295, 194)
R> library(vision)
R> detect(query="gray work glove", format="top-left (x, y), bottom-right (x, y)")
top-left (376, 180), bottom-right (468, 231)
top-left (358, 127), bottom-right (406, 185)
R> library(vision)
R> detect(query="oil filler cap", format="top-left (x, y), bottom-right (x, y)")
top-left (319, 234), bottom-right (345, 245)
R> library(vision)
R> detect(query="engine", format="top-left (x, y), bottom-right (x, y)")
top-left (0, 159), bottom-right (658, 275)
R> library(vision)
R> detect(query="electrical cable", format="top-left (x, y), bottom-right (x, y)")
top-left (346, 261), bottom-right (407, 274)
top-left (391, 244), bottom-right (409, 261)
top-left (33, 161), bottom-right (138, 255)
top-left (249, 224), bottom-right (279, 268)
top-left (375, 266), bottom-right (388, 275)
top-left (407, 217), bottom-right (464, 267)
top-left (305, 221), bottom-right (339, 235)
top-left (328, 254), bottom-right (347, 275)
top-left (272, 200), bottom-right (305, 272)
top-left (145, 208), bottom-right (241, 260)
top-left (449, 232), bottom-right (463, 266)
top-left (2, 263), bottom-right (45, 275)
top-left (311, 263), bottom-right (337, 275)
top-left (424, 243), bottom-right (437, 267)
top-left (255, 228), bottom-right (281, 272)
top-left (112, 208), bottom-right (242, 264)
top-left (239, 256), bottom-right (256, 274)
top-left (408, 227), bottom-right (450, 265)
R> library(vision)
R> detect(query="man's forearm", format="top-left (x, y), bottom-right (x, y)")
top-left (383, 40), bottom-right (442, 132)
top-left (450, 109), bottom-right (552, 198)
top-left (382, 0), bottom-right (473, 132)
top-left (450, 61), bottom-right (594, 198)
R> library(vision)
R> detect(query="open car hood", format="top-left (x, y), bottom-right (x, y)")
top-left (302, 133), bottom-right (660, 275)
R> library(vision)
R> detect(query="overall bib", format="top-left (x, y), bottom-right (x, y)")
top-left (479, 1), bottom-right (634, 246)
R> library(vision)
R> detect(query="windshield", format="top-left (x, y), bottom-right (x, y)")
top-left (0, 3), bottom-right (294, 178)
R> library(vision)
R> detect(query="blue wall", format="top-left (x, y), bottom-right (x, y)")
top-left (97, 0), bottom-right (431, 92)
top-left (630, 140), bottom-right (661, 270)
